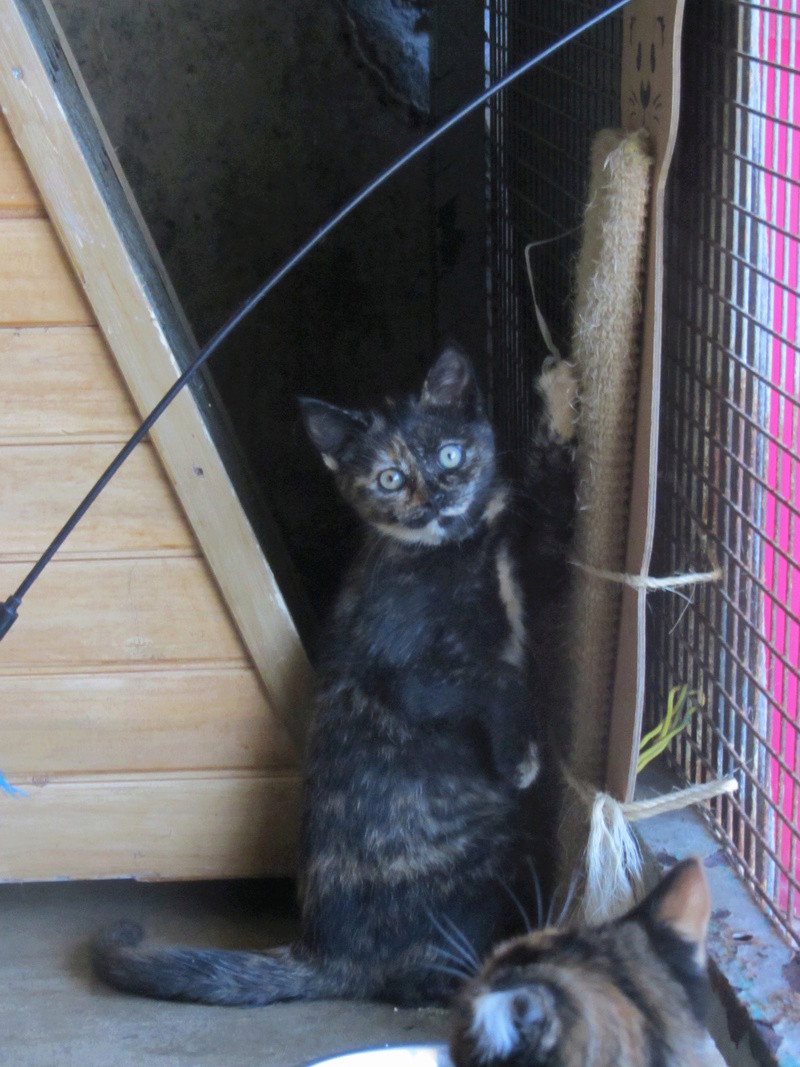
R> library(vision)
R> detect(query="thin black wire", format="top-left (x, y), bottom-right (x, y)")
top-left (0, 0), bottom-right (628, 639)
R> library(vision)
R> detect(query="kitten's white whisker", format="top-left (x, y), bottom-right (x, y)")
top-left (440, 913), bottom-right (483, 969)
top-left (426, 962), bottom-right (473, 982)
top-left (526, 856), bottom-right (545, 928)
top-left (425, 910), bottom-right (477, 971)
top-left (556, 869), bottom-right (583, 927)
top-left (497, 876), bottom-right (532, 933)
top-left (429, 944), bottom-right (475, 977)
top-left (427, 910), bottom-right (481, 970)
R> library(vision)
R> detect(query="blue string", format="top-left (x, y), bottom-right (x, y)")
top-left (1, 0), bottom-right (629, 621)
top-left (0, 772), bottom-right (28, 799)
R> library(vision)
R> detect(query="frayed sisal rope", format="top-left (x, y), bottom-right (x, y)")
top-left (564, 770), bottom-right (738, 926)
top-left (570, 560), bottom-right (722, 590)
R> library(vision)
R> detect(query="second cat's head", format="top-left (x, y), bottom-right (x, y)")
top-left (450, 858), bottom-right (712, 1067)
top-left (300, 347), bottom-right (501, 545)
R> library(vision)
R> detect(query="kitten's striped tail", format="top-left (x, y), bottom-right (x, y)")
top-left (92, 922), bottom-right (363, 1006)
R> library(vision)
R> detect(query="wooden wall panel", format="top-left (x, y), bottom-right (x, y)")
top-left (0, 15), bottom-right (309, 880)
top-left (0, 219), bottom-right (92, 324)
top-left (0, 558), bottom-right (247, 668)
top-left (0, 8), bottom-right (314, 735)
top-left (0, 112), bottom-right (40, 215)
top-left (0, 326), bottom-right (139, 441)
top-left (0, 442), bottom-right (194, 557)
top-left (1, 670), bottom-right (298, 775)
top-left (0, 772), bottom-right (302, 880)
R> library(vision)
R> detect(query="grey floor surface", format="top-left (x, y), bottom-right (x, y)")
top-left (0, 878), bottom-right (450, 1067)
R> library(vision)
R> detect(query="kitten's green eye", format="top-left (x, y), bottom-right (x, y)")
top-left (438, 443), bottom-right (464, 469)
top-left (378, 468), bottom-right (406, 492)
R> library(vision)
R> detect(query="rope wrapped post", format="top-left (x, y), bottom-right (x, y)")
top-left (549, 124), bottom-right (726, 922)
top-left (567, 129), bottom-right (654, 792)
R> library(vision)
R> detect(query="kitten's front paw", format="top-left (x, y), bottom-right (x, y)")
top-left (515, 740), bottom-right (541, 789)
top-left (535, 358), bottom-right (578, 443)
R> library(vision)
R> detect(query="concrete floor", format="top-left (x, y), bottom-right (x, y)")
top-left (0, 878), bottom-right (449, 1066)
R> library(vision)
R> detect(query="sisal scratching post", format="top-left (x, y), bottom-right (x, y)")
top-left (568, 128), bottom-right (653, 788)
top-left (556, 130), bottom-right (734, 925)
top-left (551, 4), bottom-right (732, 939)
top-left (556, 128), bottom-right (653, 912)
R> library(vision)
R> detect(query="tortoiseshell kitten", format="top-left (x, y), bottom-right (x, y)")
top-left (451, 858), bottom-right (714, 1067)
top-left (92, 346), bottom-right (576, 1008)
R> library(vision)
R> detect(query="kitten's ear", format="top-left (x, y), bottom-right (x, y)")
top-left (639, 857), bottom-right (711, 962)
top-left (299, 397), bottom-right (370, 469)
top-left (420, 345), bottom-right (482, 411)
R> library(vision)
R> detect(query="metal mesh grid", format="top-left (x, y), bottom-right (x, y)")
top-left (486, 0), bottom-right (800, 947)
top-left (647, 0), bottom-right (800, 948)
top-left (485, 0), bottom-right (621, 470)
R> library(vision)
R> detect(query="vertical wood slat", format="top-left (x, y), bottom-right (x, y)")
top-left (606, 0), bottom-right (687, 801)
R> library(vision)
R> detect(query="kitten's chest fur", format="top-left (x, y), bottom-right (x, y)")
top-left (328, 514), bottom-right (522, 684)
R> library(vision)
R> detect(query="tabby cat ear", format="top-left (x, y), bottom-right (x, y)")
top-left (640, 857), bottom-right (711, 962)
top-left (420, 346), bottom-right (482, 411)
top-left (299, 397), bottom-right (370, 469)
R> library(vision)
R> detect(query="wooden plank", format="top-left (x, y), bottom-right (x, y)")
top-left (0, 557), bottom-right (248, 668)
top-left (0, 218), bottom-right (91, 324)
top-left (0, 112), bottom-right (41, 215)
top-left (0, 668), bottom-right (299, 775)
top-left (0, 442), bottom-right (195, 557)
top-left (0, 326), bottom-right (139, 440)
top-left (0, 0), bottom-right (314, 745)
top-left (0, 771), bottom-right (301, 880)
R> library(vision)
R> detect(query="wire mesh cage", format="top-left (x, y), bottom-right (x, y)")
top-left (486, 0), bottom-right (800, 949)
top-left (646, 0), bottom-right (800, 949)
top-left (485, 0), bottom-right (622, 471)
